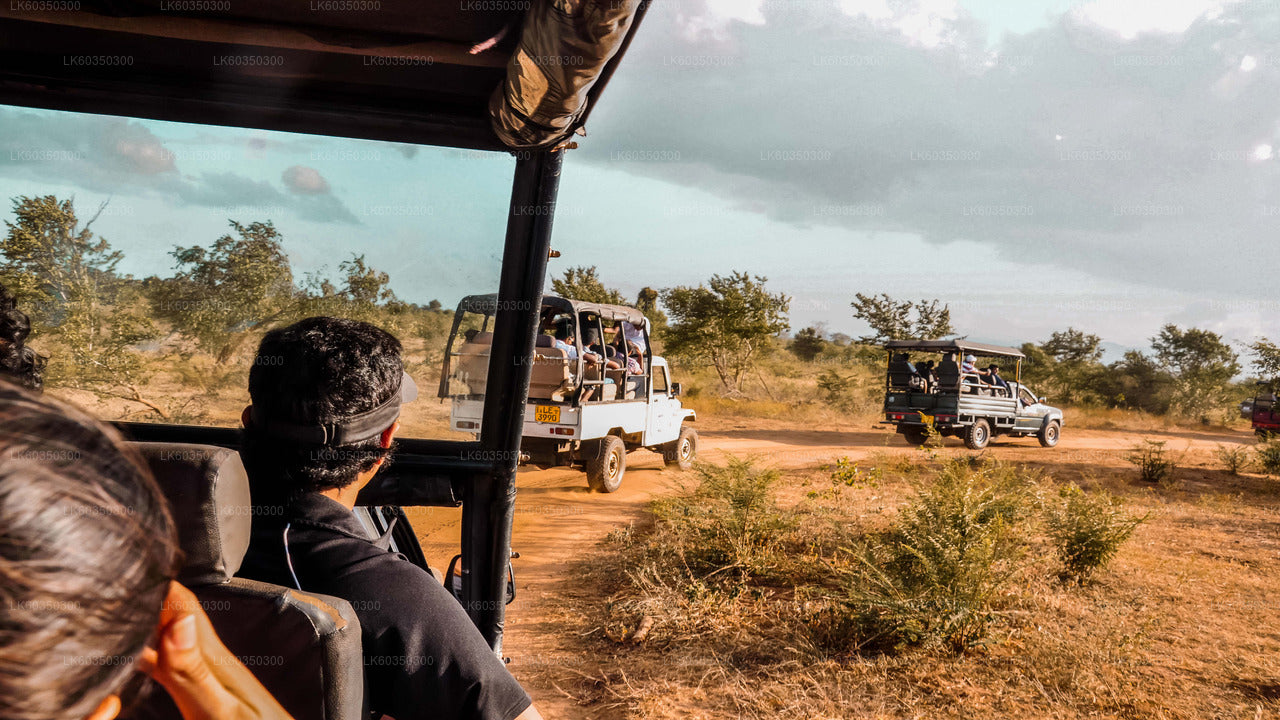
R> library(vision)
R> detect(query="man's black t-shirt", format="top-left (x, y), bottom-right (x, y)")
top-left (237, 492), bottom-right (532, 720)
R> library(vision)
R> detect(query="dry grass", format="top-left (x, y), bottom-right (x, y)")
top-left (528, 439), bottom-right (1280, 720)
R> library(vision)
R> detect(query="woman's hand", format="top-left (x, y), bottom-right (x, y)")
top-left (138, 582), bottom-right (294, 720)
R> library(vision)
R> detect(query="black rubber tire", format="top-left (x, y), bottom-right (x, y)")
top-left (584, 435), bottom-right (626, 493)
top-left (964, 419), bottom-right (991, 450)
top-left (1038, 420), bottom-right (1061, 448)
top-left (662, 426), bottom-right (698, 470)
top-left (902, 427), bottom-right (929, 446)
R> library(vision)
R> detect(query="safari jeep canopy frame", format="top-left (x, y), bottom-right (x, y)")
top-left (0, 0), bottom-right (650, 654)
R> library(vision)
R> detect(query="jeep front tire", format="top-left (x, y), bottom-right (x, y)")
top-left (662, 426), bottom-right (698, 470)
top-left (1038, 420), bottom-right (1061, 448)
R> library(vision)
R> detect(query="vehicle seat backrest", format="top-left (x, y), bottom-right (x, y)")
top-left (529, 346), bottom-right (571, 401)
top-left (936, 356), bottom-right (961, 391)
top-left (123, 444), bottom-right (364, 720)
top-left (453, 341), bottom-right (491, 395)
top-left (887, 359), bottom-right (915, 389)
top-left (534, 334), bottom-right (554, 348)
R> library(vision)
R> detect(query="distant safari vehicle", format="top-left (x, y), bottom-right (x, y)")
top-left (1244, 384), bottom-right (1279, 438)
top-left (881, 340), bottom-right (1065, 450)
top-left (440, 294), bottom-right (697, 493)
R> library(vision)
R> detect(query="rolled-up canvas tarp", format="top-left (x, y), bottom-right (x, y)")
top-left (490, 0), bottom-right (643, 150)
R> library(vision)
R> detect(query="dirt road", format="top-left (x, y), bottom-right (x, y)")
top-left (402, 417), bottom-right (1253, 714)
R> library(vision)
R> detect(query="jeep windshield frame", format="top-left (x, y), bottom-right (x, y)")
top-left (0, 2), bottom-right (652, 654)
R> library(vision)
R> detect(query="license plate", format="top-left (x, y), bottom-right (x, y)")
top-left (535, 405), bottom-right (560, 423)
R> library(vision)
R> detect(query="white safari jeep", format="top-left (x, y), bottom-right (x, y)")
top-left (439, 294), bottom-right (697, 492)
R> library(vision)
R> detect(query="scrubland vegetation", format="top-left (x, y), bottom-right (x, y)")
top-left (535, 444), bottom-right (1280, 719)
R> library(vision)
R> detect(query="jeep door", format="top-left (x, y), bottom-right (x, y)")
top-left (1014, 385), bottom-right (1049, 432)
top-left (644, 364), bottom-right (681, 445)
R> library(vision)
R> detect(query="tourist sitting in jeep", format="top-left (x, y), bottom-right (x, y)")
top-left (882, 340), bottom-right (1064, 450)
top-left (238, 317), bottom-right (541, 720)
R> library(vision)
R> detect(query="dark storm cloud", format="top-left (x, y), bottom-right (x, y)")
top-left (581, 0), bottom-right (1280, 297)
top-left (0, 108), bottom-right (357, 224)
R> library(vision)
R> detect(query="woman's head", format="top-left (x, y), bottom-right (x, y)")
top-left (0, 284), bottom-right (46, 392)
top-left (0, 386), bottom-right (180, 720)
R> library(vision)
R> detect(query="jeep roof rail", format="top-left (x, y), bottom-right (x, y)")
top-left (884, 339), bottom-right (1026, 359)
top-left (459, 292), bottom-right (649, 328)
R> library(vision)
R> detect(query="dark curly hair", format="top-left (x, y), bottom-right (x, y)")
top-left (0, 385), bottom-right (180, 720)
top-left (241, 316), bottom-right (402, 498)
top-left (0, 283), bottom-right (46, 391)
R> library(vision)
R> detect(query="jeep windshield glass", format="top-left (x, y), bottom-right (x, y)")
top-left (0, 105), bottom-right (511, 440)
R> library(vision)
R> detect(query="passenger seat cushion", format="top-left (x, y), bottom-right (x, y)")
top-left (132, 443), bottom-right (252, 586)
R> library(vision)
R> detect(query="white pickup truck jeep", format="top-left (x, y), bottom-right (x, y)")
top-left (439, 294), bottom-right (697, 492)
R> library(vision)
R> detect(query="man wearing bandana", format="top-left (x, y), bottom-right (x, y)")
top-left (236, 316), bottom-right (540, 720)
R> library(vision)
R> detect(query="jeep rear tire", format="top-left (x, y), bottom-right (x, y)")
top-left (902, 426), bottom-right (929, 446)
top-left (584, 435), bottom-right (626, 493)
top-left (1038, 420), bottom-right (1061, 448)
top-left (662, 426), bottom-right (698, 470)
top-left (964, 419), bottom-right (991, 450)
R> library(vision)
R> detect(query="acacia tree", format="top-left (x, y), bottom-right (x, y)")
top-left (300, 254), bottom-right (414, 335)
top-left (0, 195), bottom-right (164, 415)
top-left (1151, 324), bottom-right (1240, 420)
top-left (850, 293), bottom-right (954, 343)
top-left (1021, 327), bottom-right (1106, 405)
top-left (790, 326), bottom-right (826, 362)
top-left (149, 220), bottom-right (296, 364)
top-left (550, 265), bottom-right (625, 305)
top-left (1250, 338), bottom-right (1280, 384)
top-left (661, 271), bottom-right (790, 394)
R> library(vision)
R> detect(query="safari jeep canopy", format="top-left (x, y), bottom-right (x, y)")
top-left (885, 339), bottom-right (1026, 359)
top-left (460, 293), bottom-right (649, 327)
top-left (0, 0), bottom-right (649, 150)
top-left (0, 1), bottom-right (652, 654)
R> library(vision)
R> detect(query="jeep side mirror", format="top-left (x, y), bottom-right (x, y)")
top-left (1038, 396), bottom-right (1047, 404)
top-left (671, 382), bottom-right (682, 397)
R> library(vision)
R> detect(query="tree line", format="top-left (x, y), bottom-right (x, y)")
top-left (4, 193), bottom-right (1274, 420)
top-left (0, 195), bottom-right (449, 417)
top-left (552, 267), bottom-right (1277, 422)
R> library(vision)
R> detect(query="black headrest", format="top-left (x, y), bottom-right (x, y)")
top-left (132, 443), bottom-right (251, 586)
top-left (535, 334), bottom-right (554, 348)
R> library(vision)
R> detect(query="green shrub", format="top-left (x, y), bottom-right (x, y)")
top-left (824, 459), bottom-right (1041, 653)
top-left (1046, 484), bottom-right (1144, 581)
top-left (1214, 444), bottom-right (1252, 475)
top-left (829, 457), bottom-right (881, 488)
top-left (651, 457), bottom-right (796, 581)
top-left (1126, 440), bottom-right (1177, 485)
top-left (1257, 438), bottom-right (1280, 477)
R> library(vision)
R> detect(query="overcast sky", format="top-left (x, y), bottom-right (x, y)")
top-left (0, 0), bottom-right (1277, 358)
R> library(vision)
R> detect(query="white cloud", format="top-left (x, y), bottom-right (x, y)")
top-left (703, 0), bottom-right (765, 26)
top-left (1070, 0), bottom-right (1234, 38)
top-left (841, 0), bottom-right (961, 48)
top-left (282, 165), bottom-right (331, 195)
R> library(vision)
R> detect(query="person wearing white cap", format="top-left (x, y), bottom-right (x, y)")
top-left (961, 354), bottom-right (979, 375)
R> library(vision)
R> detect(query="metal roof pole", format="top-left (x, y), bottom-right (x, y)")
top-left (463, 149), bottom-right (563, 654)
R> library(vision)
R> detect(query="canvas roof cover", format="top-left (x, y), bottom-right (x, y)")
top-left (460, 293), bottom-right (647, 327)
top-left (884, 339), bottom-right (1026, 359)
top-left (0, 0), bottom-right (648, 150)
